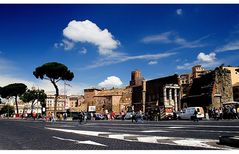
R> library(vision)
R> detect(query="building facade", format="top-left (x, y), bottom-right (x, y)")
top-left (192, 65), bottom-right (210, 79)
top-left (223, 66), bottom-right (239, 102)
top-left (68, 95), bottom-right (85, 112)
top-left (181, 66), bottom-right (233, 111)
top-left (83, 87), bottom-right (132, 114)
top-left (45, 94), bottom-right (85, 114)
top-left (46, 95), bottom-right (67, 115)
top-left (132, 72), bottom-right (181, 119)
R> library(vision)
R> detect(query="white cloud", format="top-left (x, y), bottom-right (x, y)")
top-left (142, 31), bottom-right (207, 48)
top-left (177, 52), bottom-right (221, 70)
top-left (176, 9), bottom-right (183, 15)
top-left (54, 39), bottom-right (74, 51)
top-left (62, 39), bottom-right (75, 50)
top-left (142, 31), bottom-right (172, 43)
top-left (197, 52), bottom-right (216, 62)
top-left (215, 40), bottom-right (239, 52)
top-left (84, 52), bottom-right (177, 69)
top-left (124, 52), bottom-right (177, 61)
top-left (177, 60), bottom-right (222, 70)
top-left (54, 42), bottom-right (64, 48)
top-left (148, 61), bottom-right (158, 65)
top-left (98, 76), bottom-right (123, 88)
top-left (63, 20), bottom-right (120, 55)
top-left (79, 47), bottom-right (87, 54)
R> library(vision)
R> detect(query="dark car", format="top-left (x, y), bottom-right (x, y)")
top-left (95, 113), bottom-right (105, 120)
top-left (72, 112), bottom-right (81, 120)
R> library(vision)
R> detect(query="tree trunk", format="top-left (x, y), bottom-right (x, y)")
top-left (51, 80), bottom-right (59, 117)
top-left (15, 95), bottom-right (19, 115)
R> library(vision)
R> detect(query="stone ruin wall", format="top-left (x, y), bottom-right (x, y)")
top-left (212, 68), bottom-right (233, 108)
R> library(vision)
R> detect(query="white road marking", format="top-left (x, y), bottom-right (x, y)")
top-left (137, 136), bottom-right (159, 143)
top-left (173, 139), bottom-right (222, 149)
top-left (52, 136), bottom-right (107, 146)
top-left (167, 127), bottom-right (185, 129)
top-left (46, 127), bottom-right (108, 136)
top-left (141, 130), bottom-right (169, 132)
top-left (108, 134), bottom-right (136, 140)
top-left (45, 127), bottom-right (231, 149)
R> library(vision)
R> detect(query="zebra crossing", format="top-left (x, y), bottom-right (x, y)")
top-left (45, 127), bottom-right (233, 149)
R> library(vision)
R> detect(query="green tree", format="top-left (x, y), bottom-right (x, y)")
top-left (0, 104), bottom-right (15, 117)
top-left (0, 83), bottom-right (27, 115)
top-left (20, 89), bottom-right (47, 115)
top-left (33, 62), bottom-right (74, 116)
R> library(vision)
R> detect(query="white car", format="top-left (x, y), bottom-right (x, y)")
top-left (178, 107), bottom-right (205, 120)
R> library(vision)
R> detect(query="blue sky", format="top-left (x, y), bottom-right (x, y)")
top-left (1, 4), bottom-right (239, 95)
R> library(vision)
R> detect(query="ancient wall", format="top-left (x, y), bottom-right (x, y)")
top-left (112, 96), bottom-right (121, 114)
top-left (94, 96), bottom-right (112, 113)
top-left (119, 88), bottom-right (132, 112)
top-left (212, 67), bottom-right (233, 108)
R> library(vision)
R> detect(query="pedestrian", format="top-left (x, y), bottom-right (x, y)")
top-left (91, 112), bottom-right (94, 120)
top-left (59, 114), bottom-right (63, 121)
top-left (228, 106), bottom-right (232, 119)
top-left (193, 109), bottom-right (199, 122)
top-left (48, 112), bottom-right (52, 122)
top-left (51, 112), bottom-right (55, 124)
top-left (111, 111), bottom-right (115, 120)
top-left (32, 112), bottom-right (37, 121)
top-left (78, 112), bottom-right (83, 125)
top-left (121, 111), bottom-right (125, 120)
top-left (84, 112), bottom-right (87, 123)
top-left (137, 110), bottom-right (144, 123)
top-left (219, 107), bottom-right (223, 120)
top-left (232, 107), bottom-right (238, 119)
top-left (214, 109), bottom-right (219, 120)
top-left (63, 113), bottom-right (67, 121)
top-left (131, 111), bottom-right (136, 123)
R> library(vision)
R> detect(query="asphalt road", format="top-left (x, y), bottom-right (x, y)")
top-left (0, 118), bottom-right (239, 150)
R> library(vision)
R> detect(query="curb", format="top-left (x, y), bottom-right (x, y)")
top-left (219, 136), bottom-right (239, 148)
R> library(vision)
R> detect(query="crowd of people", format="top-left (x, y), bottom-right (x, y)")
top-left (208, 105), bottom-right (239, 120)
top-left (130, 110), bottom-right (144, 123)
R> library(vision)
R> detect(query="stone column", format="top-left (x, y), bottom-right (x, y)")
top-left (163, 87), bottom-right (167, 103)
top-left (142, 80), bottom-right (146, 113)
top-left (169, 89), bottom-right (172, 105)
top-left (174, 89), bottom-right (178, 111)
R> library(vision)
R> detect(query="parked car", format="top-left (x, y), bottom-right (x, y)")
top-left (124, 112), bottom-right (133, 120)
top-left (72, 112), bottom-right (82, 120)
top-left (178, 107), bottom-right (204, 120)
top-left (114, 114), bottom-right (122, 120)
top-left (173, 111), bottom-right (181, 120)
top-left (95, 113), bottom-right (105, 120)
